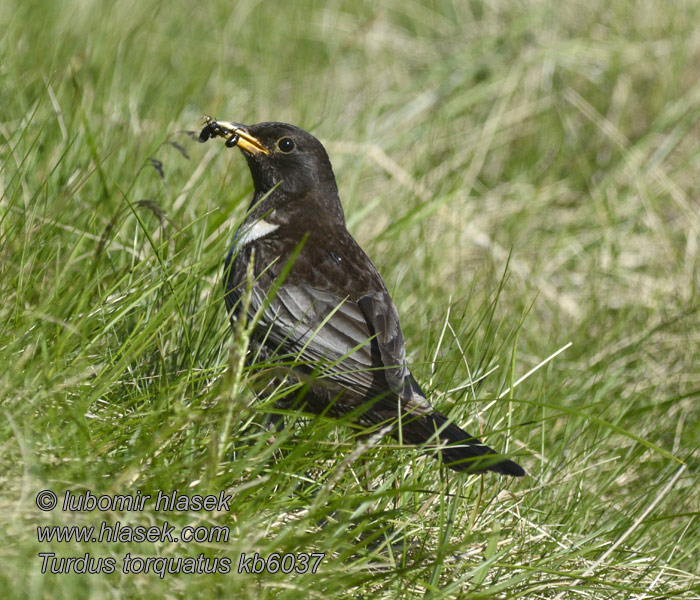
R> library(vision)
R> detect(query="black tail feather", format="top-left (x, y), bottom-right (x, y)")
top-left (397, 412), bottom-right (526, 477)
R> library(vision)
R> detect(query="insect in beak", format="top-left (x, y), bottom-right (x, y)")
top-left (198, 115), bottom-right (269, 155)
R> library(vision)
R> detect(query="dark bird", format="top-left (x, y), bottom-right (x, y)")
top-left (200, 117), bottom-right (525, 476)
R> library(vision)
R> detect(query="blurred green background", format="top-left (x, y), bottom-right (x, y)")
top-left (1, 0), bottom-right (699, 598)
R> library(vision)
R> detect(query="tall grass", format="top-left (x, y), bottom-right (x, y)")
top-left (1, 0), bottom-right (699, 598)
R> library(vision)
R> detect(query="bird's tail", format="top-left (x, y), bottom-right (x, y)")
top-left (395, 411), bottom-right (526, 476)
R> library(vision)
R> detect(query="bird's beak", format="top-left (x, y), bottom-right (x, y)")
top-left (206, 119), bottom-right (269, 155)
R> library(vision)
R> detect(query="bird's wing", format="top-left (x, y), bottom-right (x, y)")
top-left (241, 281), bottom-right (434, 415)
top-left (356, 293), bottom-right (411, 396)
top-left (357, 292), bottom-right (435, 415)
top-left (248, 283), bottom-right (386, 398)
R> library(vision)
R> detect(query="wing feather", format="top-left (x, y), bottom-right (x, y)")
top-left (247, 284), bottom-right (382, 397)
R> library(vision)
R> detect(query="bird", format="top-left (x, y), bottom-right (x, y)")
top-left (199, 117), bottom-right (525, 476)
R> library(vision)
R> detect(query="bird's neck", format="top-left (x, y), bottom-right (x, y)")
top-left (247, 187), bottom-right (346, 230)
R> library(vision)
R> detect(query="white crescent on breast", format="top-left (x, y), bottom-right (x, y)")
top-left (233, 219), bottom-right (280, 251)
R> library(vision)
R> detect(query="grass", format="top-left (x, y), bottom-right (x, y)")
top-left (1, 0), bottom-right (699, 597)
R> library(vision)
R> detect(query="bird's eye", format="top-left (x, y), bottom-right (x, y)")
top-left (277, 137), bottom-right (295, 153)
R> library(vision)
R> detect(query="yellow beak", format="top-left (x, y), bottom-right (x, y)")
top-left (201, 116), bottom-right (269, 155)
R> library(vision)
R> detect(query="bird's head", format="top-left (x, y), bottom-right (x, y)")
top-left (202, 119), bottom-right (339, 201)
